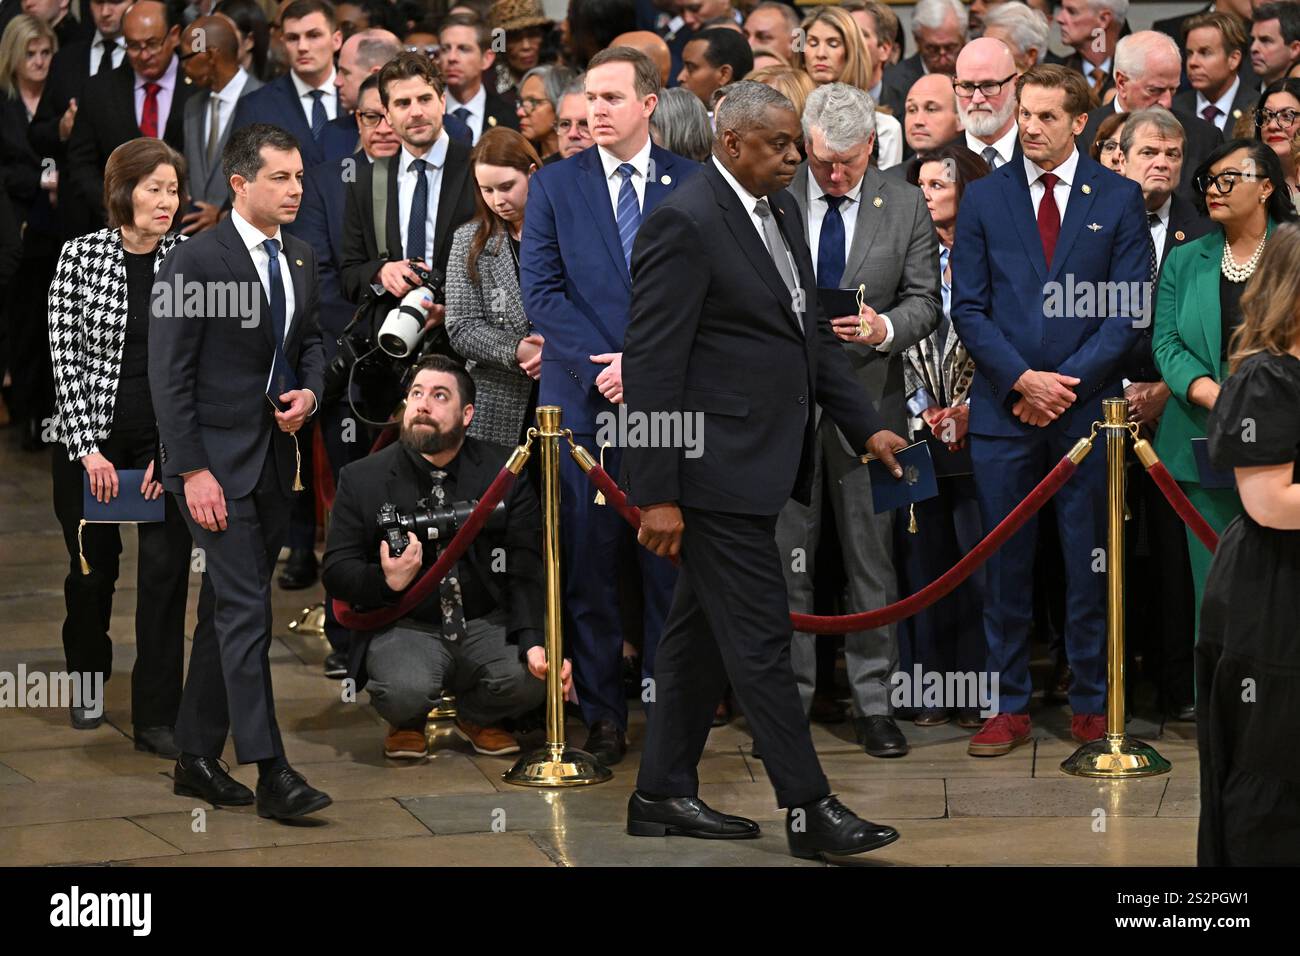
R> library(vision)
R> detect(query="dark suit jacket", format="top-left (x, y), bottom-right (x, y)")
top-left (622, 160), bottom-right (887, 516)
top-left (1172, 77), bottom-right (1258, 132)
top-left (322, 436), bottom-right (545, 688)
top-left (519, 144), bottom-right (701, 436)
top-left (1078, 103), bottom-right (1222, 196)
top-left (229, 73), bottom-right (339, 169)
top-left (285, 152), bottom-right (361, 348)
top-left (29, 38), bottom-right (93, 160)
top-left (183, 73), bottom-right (264, 207)
top-left (484, 89), bottom-right (522, 136)
top-left (883, 53), bottom-right (925, 101)
top-left (64, 58), bottom-right (196, 233)
top-left (0, 97), bottom-right (56, 236)
top-left (149, 215), bottom-right (326, 499)
top-left (1046, 50), bottom-right (1116, 101)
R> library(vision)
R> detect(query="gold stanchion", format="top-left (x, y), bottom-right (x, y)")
top-left (504, 406), bottom-right (611, 787)
top-left (287, 602), bottom-right (326, 637)
top-left (1061, 398), bottom-right (1170, 778)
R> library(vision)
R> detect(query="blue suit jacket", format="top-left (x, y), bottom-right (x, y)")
top-left (950, 152), bottom-right (1151, 438)
top-left (230, 74), bottom-right (339, 169)
top-left (284, 153), bottom-right (358, 351)
top-left (519, 144), bottom-right (701, 435)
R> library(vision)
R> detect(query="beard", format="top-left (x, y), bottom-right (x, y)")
top-left (400, 415), bottom-right (466, 455)
top-left (959, 96), bottom-right (1016, 139)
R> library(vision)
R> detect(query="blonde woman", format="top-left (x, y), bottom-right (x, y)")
top-left (748, 64), bottom-right (816, 120)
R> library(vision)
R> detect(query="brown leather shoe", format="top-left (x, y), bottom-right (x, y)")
top-left (967, 713), bottom-right (1032, 756)
top-left (384, 726), bottom-right (427, 760)
top-left (455, 719), bottom-right (520, 756)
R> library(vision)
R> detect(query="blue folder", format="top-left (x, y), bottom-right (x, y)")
top-left (82, 469), bottom-right (165, 523)
top-left (267, 348), bottom-right (300, 413)
top-left (867, 441), bottom-right (939, 514)
top-left (1191, 437), bottom-right (1234, 490)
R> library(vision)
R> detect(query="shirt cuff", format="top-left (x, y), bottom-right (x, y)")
top-left (873, 313), bottom-right (895, 352)
top-left (907, 387), bottom-right (936, 416)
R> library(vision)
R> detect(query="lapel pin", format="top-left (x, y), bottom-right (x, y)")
top-left (662, 174), bottom-right (671, 185)
top-left (487, 115), bottom-right (497, 127)
top-left (1232, 109), bottom-right (1242, 119)
top-left (1081, 183), bottom-right (1092, 194)
top-left (1175, 230), bottom-right (1186, 241)
top-left (295, 258), bottom-right (304, 266)
top-left (1087, 223), bottom-right (1101, 232)
top-left (873, 196), bottom-right (883, 207)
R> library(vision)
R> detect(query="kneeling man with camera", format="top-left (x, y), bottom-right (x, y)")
top-left (323, 356), bottom-right (551, 758)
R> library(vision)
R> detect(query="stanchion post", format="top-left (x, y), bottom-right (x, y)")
top-left (1061, 398), bottom-right (1170, 778)
top-left (505, 406), bottom-right (611, 787)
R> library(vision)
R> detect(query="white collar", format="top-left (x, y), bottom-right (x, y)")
top-left (1197, 74), bottom-right (1241, 117)
top-left (212, 67), bottom-right (249, 103)
top-left (135, 54), bottom-right (178, 91)
top-left (290, 66), bottom-right (336, 100)
top-left (598, 136), bottom-right (652, 180)
top-left (711, 155), bottom-right (762, 212)
top-left (967, 122), bottom-right (1018, 162)
top-left (1023, 147), bottom-right (1080, 189)
top-left (400, 130), bottom-right (450, 171)
top-left (94, 31), bottom-right (125, 49)
top-left (231, 207), bottom-right (283, 252)
top-left (447, 83), bottom-right (486, 115)
top-left (1152, 195), bottom-right (1173, 225)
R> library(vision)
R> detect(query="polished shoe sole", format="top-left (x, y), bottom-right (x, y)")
top-left (626, 819), bottom-right (761, 839)
top-left (173, 781), bottom-right (255, 806)
top-left (383, 748), bottom-right (428, 760)
top-left (863, 745), bottom-right (910, 758)
top-left (967, 735), bottom-right (1031, 757)
top-left (453, 727), bottom-right (520, 756)
top-left (789, 828), bottom-right (900, 860)
top-left (257, 793), bottom-right (333, 819)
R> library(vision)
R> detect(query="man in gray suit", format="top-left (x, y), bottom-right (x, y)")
top-left (178, 14), bottom-right (262, 233)
top-left (776, 83), bottom-right (941, 758)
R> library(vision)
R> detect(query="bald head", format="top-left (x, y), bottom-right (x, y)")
top-left (955, 36), bottom-right (1017, 81)
top-left (124, 0), bottom-right (168, 30)
top-left (905, 73), bottom-right (961, 150)
top-left (612, 31), bottom-right (672, 86)
top-left (337, 28), bottom-right (400, 111)
top-left (186, 15), bottom-right (239, 61)
top-left (123, 0), bottom-right (179, 82)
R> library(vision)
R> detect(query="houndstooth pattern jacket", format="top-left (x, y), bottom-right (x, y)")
top-left (47, 228), bottom-right (184, 461)
top-left (445, 221), bottom-right (534, 447)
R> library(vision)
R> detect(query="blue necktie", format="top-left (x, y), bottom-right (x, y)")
top-left (406, 158), bottom-right (428, 261)
top-left (452, 106), bottom-right (471, 123)
top-left (615, 162), bottom-right (641, 270)
top-left (817, 194), bottom-right (847, 288)
top-left (308, 89), bottom-right (327, 139)
top-left (263, 238), bottom-right (290, 389)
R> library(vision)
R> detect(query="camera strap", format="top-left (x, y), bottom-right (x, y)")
top-left (371, 155), bottom-right (389, 260)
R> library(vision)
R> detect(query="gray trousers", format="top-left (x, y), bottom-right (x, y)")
top-left (775, 417), bottom-right (899, 717)
top-left (364, 613), bottom-right (546, 729)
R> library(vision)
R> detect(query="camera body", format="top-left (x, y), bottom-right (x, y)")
top-left (377, 497), bottom-right (506, 558)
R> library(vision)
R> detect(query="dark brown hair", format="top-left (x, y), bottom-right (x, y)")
top-left (1016, 63), bottom-right (1092, 119)
top-left (281, 0), bottom-right (335, 29)
top-left (466, 127), bottom-right (541, 282)
top-left (103, 138), bottom-right (188, 229)
top-left (378, 49), bottom-right (445, 104)
top-left (905, 142), bottom-right (991, 207)
top-left (587, 45), bottom-right (660, 98)
top-left (439, 11), bottom-right (490, 50)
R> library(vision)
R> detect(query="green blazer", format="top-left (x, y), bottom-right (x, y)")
top-left (1152, 220), bottom-right (1277, 482)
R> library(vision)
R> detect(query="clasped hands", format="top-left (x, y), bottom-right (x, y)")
top-left (1011, 369), bottom-right (1081, 427)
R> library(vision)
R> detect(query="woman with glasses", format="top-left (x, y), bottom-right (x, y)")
top-left (515, 63), bottom-right (575, 163)
top-left (1089, 111), bottom-right (1127, 173)
top-left (1152, 139), bottom-right (1297, 644)
top-left (1253, 79), bottom-right (1300, 214)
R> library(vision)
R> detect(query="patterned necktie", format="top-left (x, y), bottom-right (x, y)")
top-left (1201, 104), bottom-right (1220, 125)
top-left (406, 158), bottom-right (428, 261)
top-left (308, 88), bottom-right (327, 139)
top-left (140, 82), bottom-right (161, 137)
top-left (615, 161), bottom-right (641, 270)
top-left (428, 469), bottom-right (468, 642)
top-left (1089, 67), bottom-right (1108, 92)
top-left (97, 38), bottom-right (115, 76)
top-left (1037, 172), bottom-right (1060, 268)
top-left (981, 145), bottom-right (1000, 170)
top-left (207, 95), bottom-right (222, 164)
top-left (1147, 212), bottom-right (1161, 278)
top-left (817, 193), bottom-right (847, 289)
top-left (754, 198), bottom-right (802, 328)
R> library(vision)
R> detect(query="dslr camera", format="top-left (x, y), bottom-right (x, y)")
top-left (377, 497), bottom-right (507, 558)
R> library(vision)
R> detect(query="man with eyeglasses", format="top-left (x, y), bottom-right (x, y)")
top-left (1078, 31), bottom-right (1222, 198)
top-left (65, 0), bottom-right (196, 234)
top-left (883, 0), bottom-right (967, 95)
top-left (951, 36), bottom-right (1021, 169)
top-left (551, 76), bottom-right (593, 161)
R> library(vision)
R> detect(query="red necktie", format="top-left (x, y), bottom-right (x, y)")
top-left (140, 82), bottom-right (161, 137)
top-left (1037, 171), bottom-right (1060, 268)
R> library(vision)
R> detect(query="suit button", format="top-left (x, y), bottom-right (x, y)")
top-left (797, 395), bottom-right (807, 405)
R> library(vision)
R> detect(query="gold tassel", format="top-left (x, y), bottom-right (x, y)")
top-left (77, 519), bottom-right (91, 574)
top-left (291, 431), bottom-right (305, 492)
top-left (594, 441), bottom-right (611, 505)
top-left (908, 503), bottom-right (918, 534)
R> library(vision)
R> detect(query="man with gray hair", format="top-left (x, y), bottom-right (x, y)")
top-left (1078, 31), bottom-right (1223, 196)
top-left (1048, 0), bottom-right (1127, 98)
top-left (884, 0), bottom-right (968, 92)
top-left (624, 80), bottom-right (909, 860)
top-left (982, 1), bottom-right (1050, 73)
top-left (778, 82), bottom-right (941, 760)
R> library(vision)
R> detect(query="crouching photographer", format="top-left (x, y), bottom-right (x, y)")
top-left (323, 355), bottom-right (564, 760)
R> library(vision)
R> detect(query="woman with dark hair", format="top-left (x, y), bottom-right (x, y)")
top-left (445, 127), bottom-right (543, 447)
top-left (1253, 78), bottom-right (1300, 212)
top-left (1089, 110), bottom-right (1126, 173)
top-left (1197, 222), bottom-right (1300, 865)
top-left (47, 138), bottom-right (193, 752)
top-left (899, 143), bottom-right (990, 727)
top-left (1153, 138), bottom-right (1297, 644)
top-left (215, 0), bottom-right (276, 82)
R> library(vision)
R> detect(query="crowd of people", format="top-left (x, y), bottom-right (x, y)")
top-left (1, 0), bottom-right (1299, 862)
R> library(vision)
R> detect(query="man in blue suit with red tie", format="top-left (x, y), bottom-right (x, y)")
top-left (520, 46), bottom-right (699, 766)
top-left (951, 65), bottom-right (1152, 756)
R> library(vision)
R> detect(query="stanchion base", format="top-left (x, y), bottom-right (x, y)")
top-left (286, 603), bottom-right (326, 637)
top-left (1060, 734), bottom-right (1171, 778)
top-left (427, 695), bottom-right (458, 721)
top-left (503, 744), bottom-right (613, 787)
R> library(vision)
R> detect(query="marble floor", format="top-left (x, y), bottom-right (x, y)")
top-left (0, 431), bottom-right (1199, 867)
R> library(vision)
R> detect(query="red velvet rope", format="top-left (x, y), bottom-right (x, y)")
top-left (1143, 460), bottom-right (1219, 553)
top-left (582, 454), bottom-right (1083, 634)
top-left (332, 465), bottom-right (518, 631)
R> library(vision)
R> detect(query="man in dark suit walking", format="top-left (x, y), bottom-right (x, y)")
top-left (150, 124), bottom-right (330, 819)
top-left (623, 80), bottom-right (909, 861)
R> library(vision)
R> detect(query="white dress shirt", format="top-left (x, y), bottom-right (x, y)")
top-left (1024, 147), bottom-right (1079, 222)
top-left (598, 137), bottom-right (652, 218)
top-left (1148, 195), bottom-right (1171, 262)
top-left (1195, 75), bottom-right (1240, 131)
top-left (133, 55), bottom-right (179, 133)
top-left (206, 67), bottom-right (250, 150)
top-left (965, 122), bottom-right (1019, 169)
top-left (89, 31), bottom-right (126, 74)
top-left (875, 112), bottom-right (904, 170)
top-left (446, 83), bottom-right (487, 143)
top-left (290, 67), bottom-right (338, 127)
top-left (396, 132), bottom-right (450, 265)
top-left (231, 207), bottom-right (296, 343)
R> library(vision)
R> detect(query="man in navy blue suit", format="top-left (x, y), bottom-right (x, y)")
top-left (520, 46), bottom-right (699, 766)
top-left (951, 64), bottom-right (1151, 756)
top-left (229, 0), bottom-right (342, 171)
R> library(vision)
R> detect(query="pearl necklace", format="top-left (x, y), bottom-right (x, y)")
top-left (1221, 234), bottom-right (1267, 282)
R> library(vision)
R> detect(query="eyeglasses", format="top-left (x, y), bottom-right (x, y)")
top-left (517, 97), bottom-right (549, 115)
top-left (124, 37), bottom-right (166, 55)
top-left (177, 48), bottom-right (203, 62)
top-left (405, 44), bottom-right (440, 59)
top-left (1256, 106), bottom-right (1300, 128)
top-left (356, 110), bottom-right (386, 128)
top-left (1098, 140), bottom-right (1120, 153)
top-left (555, 118), bottom-right (590, 135)
top-left (953, 73), bottom-right (1016, 98)
top-left (1196, 170), bottom-right (1256, 194)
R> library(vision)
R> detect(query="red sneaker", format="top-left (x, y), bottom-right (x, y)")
top-left (1070, 713), bottom-right (1107, 743)
top-left (967, 713), bottom-right (1032, 756)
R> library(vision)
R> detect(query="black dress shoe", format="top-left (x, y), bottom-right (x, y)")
top-left (323, 651), bottom-right (348, 679)
top-left (173, 754), bottom-right (254, 806)
top-left (627, 791), bottom-right (760, 839)
top-left (69, 705), bottom-right (104, 730)
top-left (582, 718), bottom-right (626, 767)
top-left (787, 795), bottom-right (900, 860)
top-left (1168, 703), bottom-right (1197, 722)
top-left (256, 765), bottom-right (332, 819)
top-left (134, 726), bottom-right (180, 758)
top-left (277, 549), bottom-right (318, 590)
top-left (854, 715), bottom-right (910, 757)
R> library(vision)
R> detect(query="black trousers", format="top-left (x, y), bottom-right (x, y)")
top-left (174, 449), bottom-right (291, 763)
top-left (637, 507), bottom-right (830, 809)
top-left (50, 429), bottom-right (191, 729)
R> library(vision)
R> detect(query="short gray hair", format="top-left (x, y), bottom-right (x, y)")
top-left (1089, 0), bottom-right (1130, 22)
top-left (1119, 106), bottom-right (1185, 155)
top-left (650, 87), bottom-right (714, 162)
top-left (354, 32), bottom-right (401, 72)
top-left (561, 74), bottom-right (586, 100)
top-left (1114, 30), bottom-right (1180, 80)
top-left (912, 0), bottom-right (968, 37)
top-left (520, 64), bottom-right (579, 110)
top-left (802, 82), bottom-right (877, 152)
top-left (983, 3), bottom-right (1049, 64)
top-left (714, 80), bottom-right (795, 137)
